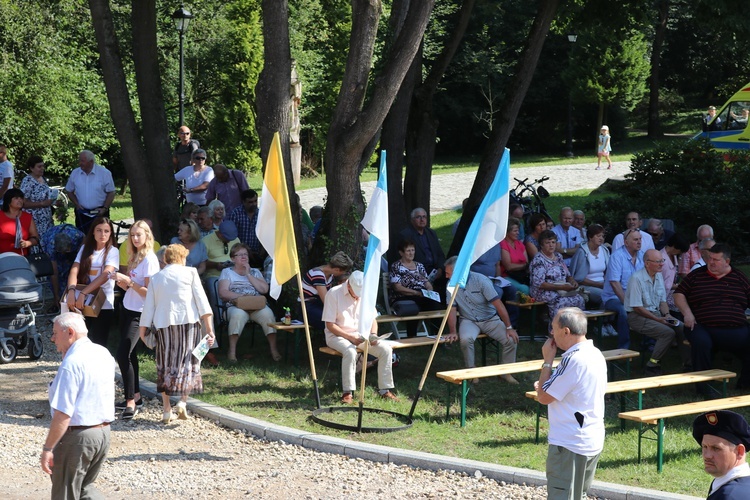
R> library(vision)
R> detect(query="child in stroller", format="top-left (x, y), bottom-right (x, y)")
top-left (0, 252), bottom-right (43, 363)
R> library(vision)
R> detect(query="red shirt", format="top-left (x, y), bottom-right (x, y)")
top-left (0, 211), bottom-right (32, 255)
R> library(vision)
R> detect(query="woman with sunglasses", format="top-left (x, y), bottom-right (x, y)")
top-left (174, 148), bottom-right (214, 206)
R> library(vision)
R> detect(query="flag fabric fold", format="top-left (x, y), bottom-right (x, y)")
top-left (447, 148), bottom-right (511, 292)
top-left (357, 152), bottom-right (389, 336)
top-left (256, 132), bottom-right (300, 299)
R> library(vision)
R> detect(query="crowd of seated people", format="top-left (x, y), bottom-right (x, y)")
top-left (6, 137), bottom-right (750, 403)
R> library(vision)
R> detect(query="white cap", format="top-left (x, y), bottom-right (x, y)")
top-left (348, 270), bottom-right (364, 297)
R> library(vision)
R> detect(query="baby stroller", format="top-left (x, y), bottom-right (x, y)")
top-left (0, 253), bottom-right (43, 363)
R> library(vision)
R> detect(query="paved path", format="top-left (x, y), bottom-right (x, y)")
top-left (298, 161), bottom-right (631, 214)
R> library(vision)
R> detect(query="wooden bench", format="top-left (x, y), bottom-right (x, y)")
top-left (505, 300), bottom-right (547, 340)
top-left (582, 309), bottom-right (616, 345)
top-left (619, 394), bottom-right (750, 472)
top-left (436, 348), bottom-right (640, 427)
top-left (526, 369), bottom-right (736, 444)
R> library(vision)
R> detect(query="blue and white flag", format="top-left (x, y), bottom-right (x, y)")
top-left (448, 148), bottom-right (511, 292)
top-left (358, 152), bottom-right (389, 336)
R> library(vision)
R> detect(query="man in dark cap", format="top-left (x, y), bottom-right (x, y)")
top-left (693, 410), bottom-right (750, 498)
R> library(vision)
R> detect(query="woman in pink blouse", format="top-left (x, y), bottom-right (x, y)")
top-left (499, 217), bottom-right (529, 294)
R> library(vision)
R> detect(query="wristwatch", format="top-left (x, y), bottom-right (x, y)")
top-left (541, 363), bottom-right (552, 369)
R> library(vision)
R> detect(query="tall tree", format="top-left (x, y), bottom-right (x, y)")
top-left (449, 0), bottom-right (559, 257)
top-left (646, 0), bottom-right (669, 138)
top-left (88, 0), bottom-right (160, 234)
top-left (314, 0), bottom-right (436, 261)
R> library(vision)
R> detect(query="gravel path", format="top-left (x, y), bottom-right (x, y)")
top-left (0, 319), bottom-right (557, 499)
top-left (298, 161), bottom-right (631, 214)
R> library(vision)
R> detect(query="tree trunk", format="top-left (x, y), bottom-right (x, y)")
top-left (131, 0), bottom-right (176, 240)
top-left (381, 0), bottom-right (421, 244)
top-left (89, 0), bottom-right (155, 233)
top-left (403, 0), bottom-right (476, 224)
top-left (256, 0), bottom-right (306, 267)
top-left (315, 0), bottom-right (436, 262)
top-left (647, 0), bottom-right (669, 138)
top-left (448, 0), bottom-right (559, 257)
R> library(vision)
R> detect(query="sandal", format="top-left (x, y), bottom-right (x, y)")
top-left (162, 411), bottom-right (176, 424)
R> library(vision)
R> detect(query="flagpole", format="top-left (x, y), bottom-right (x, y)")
top-left (356, 335), bottom-right (371, 432)
top-left (408, 290), bottom-right (458, 420)
top-left (296, 272), bottom-right (321, 409)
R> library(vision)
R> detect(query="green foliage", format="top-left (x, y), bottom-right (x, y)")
top-left (0, 0), bottom-right (118, 181)
top-left (584, 139), bottom-right (750, 253)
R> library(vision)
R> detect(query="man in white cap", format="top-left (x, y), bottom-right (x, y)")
top-left (322, 270), bottom-right (398, 404)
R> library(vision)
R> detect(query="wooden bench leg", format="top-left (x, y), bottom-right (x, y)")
top-left (460, 380), bottom-right (469, 427)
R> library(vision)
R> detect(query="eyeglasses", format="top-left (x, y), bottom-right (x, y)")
top-left (194, 156), bottom-right (206, 161)
top-left (223, 242), bottom-right (229, 254)
top-left (624, 228), bottom-right (641, 238)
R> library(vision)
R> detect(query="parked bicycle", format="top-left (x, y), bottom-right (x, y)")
top-left (509, 176), bottom-right (552, 226)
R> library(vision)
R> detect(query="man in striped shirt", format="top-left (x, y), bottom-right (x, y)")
top-left (674, 243), bottom-right (750, 389)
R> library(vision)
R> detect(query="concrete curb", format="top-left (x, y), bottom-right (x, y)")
top-left (132, 377), bottom-right (700, 500)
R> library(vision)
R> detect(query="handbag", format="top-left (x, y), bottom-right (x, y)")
top-left (142, 328), bottom-right (157, 349)
top-left (26, 248), bottom-right (54, 278)
top-left (235, 295), bottom-right (267, 311)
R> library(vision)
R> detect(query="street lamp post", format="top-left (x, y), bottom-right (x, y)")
top-left (565, 33), bottom-right (577, 158)
top-left (172, 6), bottom-right (194, 126)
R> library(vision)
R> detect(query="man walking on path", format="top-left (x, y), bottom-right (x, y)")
top-left (534, 307), bottom-right (607, 500)
top-left (41, 312), bottom-right (115, 499)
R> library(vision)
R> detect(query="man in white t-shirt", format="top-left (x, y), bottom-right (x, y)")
top-left (535, 307), bottom-right (607, 500)
top-left (0, 144), bottom-right (14, 202)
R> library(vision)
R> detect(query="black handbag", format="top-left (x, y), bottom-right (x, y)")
top-left (27, 248), bottom-right (54, 278)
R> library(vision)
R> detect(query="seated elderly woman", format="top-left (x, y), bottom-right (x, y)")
top-left (499, 217), bottom-right (529, 294)
top-left (389, 239), bottom-right (441, 338)
top-left (170, 218), bottom-right (207, 276)
top-left (218, 243), bottom-right (279, 362)
top-left (208, 199), bottom-right (225, 230)
top-left (529, 230), bottom-right (585, 328)
top-left (568, 224), bottom-right (610, 308)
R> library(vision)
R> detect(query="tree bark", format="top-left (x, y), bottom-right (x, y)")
top-left (131, 0), bottom-right (175, 240)
top-left (647, 0), bottom-right (669, 138)
top-left (256, 0), bottom-right (307, 268)
top-left (448, 0), bottom-right (559, 257)
top-left (318, 0), bottom-right (436, 262)
top-left (88, 0), bottom-right (156, 234)
top-left (403, 0), bottom-right (476, 224)
top-left (381, 0), bottom-right (422, 244)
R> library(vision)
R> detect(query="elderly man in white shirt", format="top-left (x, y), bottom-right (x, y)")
top-left (65, 150), bottom-right (116, 233)
top-left (41, 312), bottom-right (115, 499)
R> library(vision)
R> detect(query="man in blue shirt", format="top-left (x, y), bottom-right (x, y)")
top-left (601, 229), bottom-right (644, 349)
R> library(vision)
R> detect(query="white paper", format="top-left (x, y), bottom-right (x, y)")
top-left (192, 335), bottom-right (210, 362)
top-left (421, 289), bottom-right (441, 302)
top-left (489, 276), bottom-right (512, 288)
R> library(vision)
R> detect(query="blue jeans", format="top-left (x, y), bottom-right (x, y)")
top-left (604, 298), bottom-right (629, 349)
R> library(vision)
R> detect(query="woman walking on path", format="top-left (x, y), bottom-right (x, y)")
top-left (139, 244), bottom-right (214, 424)
top-left (596, 125), bottom-right (612, 170)
top-left (114, 221), bottom-right (160, 420)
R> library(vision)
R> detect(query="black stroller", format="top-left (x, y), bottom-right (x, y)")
top-left (0, 253), bottom-right (43, 363)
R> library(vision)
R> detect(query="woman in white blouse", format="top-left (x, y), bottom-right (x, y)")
top-left (174, 149), bottom-right (214, 206)
top-left (568, 224), bottom-right (610, 308)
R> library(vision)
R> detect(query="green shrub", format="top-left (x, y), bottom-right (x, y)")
top-left (584, 139), bottom-right (750, 254)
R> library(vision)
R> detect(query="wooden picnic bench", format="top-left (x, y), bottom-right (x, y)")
top-left (526, 369), bottom-right (736, 444)
top-left (269, 311), bottom-right (450, 366)
top-left (619, 393), bottom-right (750, 472)
top-left (505, 300), bottom-right (547, 341)
top-left (436, 348), bottom-right (640, 427)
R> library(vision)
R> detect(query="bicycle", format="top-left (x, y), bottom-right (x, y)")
top-left (111, 219), bottom-right (132, 245)
top-left (509, 176), bottom-right (552, 225)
